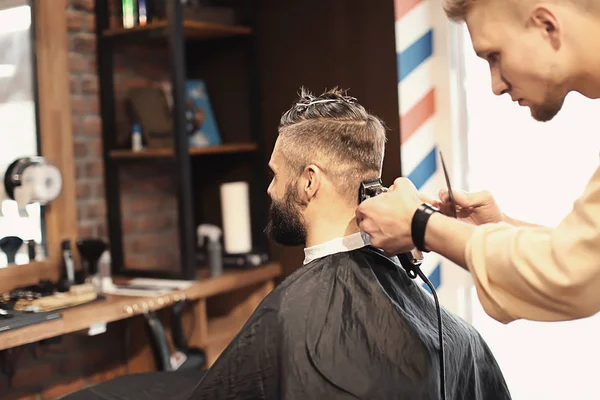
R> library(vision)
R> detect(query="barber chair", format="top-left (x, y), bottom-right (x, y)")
top-left (61, 369), bottom-right (205, 400)
top-left (146, 299), bottom-right (207, 371)
top-left (62, 301), bottom-right (207, 400)
top-left (170, 299), bottom-right (207, 370)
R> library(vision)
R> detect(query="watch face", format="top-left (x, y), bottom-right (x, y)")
top-left (421, 203), bottom-right (439, 214)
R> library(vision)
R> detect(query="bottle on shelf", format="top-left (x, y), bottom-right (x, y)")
top-left (131, 123), bottom-right (144, 152)
top-left (122, 0), bottom-right (137, 29)
top-left (197, 224), bottom-right (224, 277)
top-left (138, 0), bottom-right (148, 26)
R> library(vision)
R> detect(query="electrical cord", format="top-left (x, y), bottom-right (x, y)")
top-left (124, 319), bottom-right (130, 374)
top-left (419, 269), bottom-right (446, 400)
top-left (358, 182), bottom-right (446, 399)
top-left (398, 254), bottom-right (446, 400)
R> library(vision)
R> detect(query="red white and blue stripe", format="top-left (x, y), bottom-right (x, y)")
top-left (395, 0), bottom-right (441, 291)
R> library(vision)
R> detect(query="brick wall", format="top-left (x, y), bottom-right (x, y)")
top-left (0, 1), bottom-right (179, 398)
top-left (112, 45), bottom-right (180, 272)
top-left (69, 0), bottom-right (107, 242)
top-left (70, 0), bottom-right (180, 272)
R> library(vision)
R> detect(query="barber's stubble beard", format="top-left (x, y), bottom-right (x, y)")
top-left (530, 100), bottom-right (564, 122)
top-left (265, 185), bottom-right (307, 247)
top-left (529, 83), bottom-right (566, 122)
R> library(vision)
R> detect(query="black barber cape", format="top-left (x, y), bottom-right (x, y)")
top-left (186, 245), bottom-right (511, 400)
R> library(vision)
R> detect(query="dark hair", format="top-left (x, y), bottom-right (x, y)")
top-left (277, 87), bottom-right (387, 204)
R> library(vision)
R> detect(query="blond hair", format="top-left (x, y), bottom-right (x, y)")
top-left (443, 0), bottom-right (599, 21)
top-left (442, 0), bottom-right (475, 21)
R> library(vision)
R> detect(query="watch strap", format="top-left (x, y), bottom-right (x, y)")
top-left (411, 203), bottom-right (440, 252)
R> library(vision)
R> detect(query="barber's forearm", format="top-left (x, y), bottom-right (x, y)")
top-left (503, 214), bottom-right (540, 227)
top-left (423, 212), bottom-right (475, 269)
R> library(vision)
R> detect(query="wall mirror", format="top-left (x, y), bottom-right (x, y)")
top-left (0, 0), bottom-right (44, 268)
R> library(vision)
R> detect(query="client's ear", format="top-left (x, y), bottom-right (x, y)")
top-left (303, 164), bottom-right (321, 200)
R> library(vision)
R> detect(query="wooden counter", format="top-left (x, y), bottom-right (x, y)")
top-left (0, 263), bottom-right (281, 365)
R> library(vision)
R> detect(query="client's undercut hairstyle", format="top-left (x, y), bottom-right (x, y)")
top-left (278, 87), bottom-right (386, 204)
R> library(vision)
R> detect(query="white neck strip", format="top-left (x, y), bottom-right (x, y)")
top-left (303, 232), bottom-right (371, 265)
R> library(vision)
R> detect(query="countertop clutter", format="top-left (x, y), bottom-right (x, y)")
top-left (10, 283), bottom-right (98, 313)
top-left (0, 262), bottom-right (281, 366)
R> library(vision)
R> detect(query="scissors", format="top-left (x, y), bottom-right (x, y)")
top-left (438, 151), bottom-right (457, 218)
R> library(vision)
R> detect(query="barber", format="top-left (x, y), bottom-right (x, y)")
top-left (356, 0), bottom-right (600, 324)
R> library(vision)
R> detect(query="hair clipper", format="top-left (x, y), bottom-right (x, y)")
top-left (358, 178), bottom-right (387, 203)
top-left (358, 179), bottom-right (424, 278)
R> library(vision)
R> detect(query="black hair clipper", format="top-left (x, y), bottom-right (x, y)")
top-left (358, 178), bottom-right (387, 203)
top-left (358, 179), bottom-right (424, 278)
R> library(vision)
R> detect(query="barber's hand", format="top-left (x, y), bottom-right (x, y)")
top-left (356, 178), bottom-right (422, 255)
top-left (437, 188), bottom-right (503, 225)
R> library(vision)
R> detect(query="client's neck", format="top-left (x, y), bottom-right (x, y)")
top-left (304, 204), bottom-right (359, 248)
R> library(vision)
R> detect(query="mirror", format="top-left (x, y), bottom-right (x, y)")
top-left (0, 0), bottom-right (44, 268)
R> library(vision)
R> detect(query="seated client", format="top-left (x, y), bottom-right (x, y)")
top-left (186, 88), bottom-right (511, 399)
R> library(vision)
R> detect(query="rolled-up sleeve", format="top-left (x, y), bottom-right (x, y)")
top-left (465, 166), bottom-right (600, 324)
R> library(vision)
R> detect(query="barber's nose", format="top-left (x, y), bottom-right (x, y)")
top-left (490, 67), bottom-right (509, 96)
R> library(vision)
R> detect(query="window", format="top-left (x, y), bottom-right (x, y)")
top-left (457, 24), bottom-right (600, 400)
top-left (0, 1), bottom-right (40, 266)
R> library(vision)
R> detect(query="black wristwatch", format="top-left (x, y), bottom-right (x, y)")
top-left (411, 203), bottom-right (441, 252)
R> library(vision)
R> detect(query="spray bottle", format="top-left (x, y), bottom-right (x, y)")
top-left (197, 224), bottom-right (223, 276)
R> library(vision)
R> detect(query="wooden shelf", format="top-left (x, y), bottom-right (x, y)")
top-left (206, 313), bottom-right (249, 345)
top-left (190, 263), bottom-right (281, 299)
top-left (109, 143), bottom-right (258, 160)
top-left (103, 20), bottom-right (252, 40)
top-left (0, 263), bottom-right (281, 351)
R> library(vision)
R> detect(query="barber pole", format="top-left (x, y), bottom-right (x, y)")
top-left (395, 0), bottom-right (441, 292)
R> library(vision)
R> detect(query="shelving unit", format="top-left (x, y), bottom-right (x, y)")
top-left (94, 1), bottom-right (272, 280)
top-left (102, 19), bottom-right (252, 40)
top-left (0, 263), bottom-right (282, 369)
top-left (109, 143), bottom-right (258, 160)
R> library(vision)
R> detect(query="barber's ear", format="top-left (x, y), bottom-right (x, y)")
top-left (531, 7), bottom-right (561, 49)
top-left (303, 164), bottom-right (321, 200)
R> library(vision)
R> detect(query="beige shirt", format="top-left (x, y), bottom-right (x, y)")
top-left (465, 164), bottom-right (600, 324)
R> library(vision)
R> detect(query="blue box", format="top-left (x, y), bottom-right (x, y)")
top-left (185, 80), bottom-right (222, 147)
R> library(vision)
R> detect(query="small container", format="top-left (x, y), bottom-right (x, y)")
top-left (197, 224), bottom-right (223, 276)
top-left (132, 123), bottom-right (143, 152)
top-left (138, 0), bottom-right (148, 26)
top-left (122, 0), bottom-right (136, 29)
top-left (207, 238), bottom-right (223, 277)
top-left (96, 251), bottom-right (112, 293)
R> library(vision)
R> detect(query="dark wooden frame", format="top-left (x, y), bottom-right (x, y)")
top-left (0, 0), bottom-right (78, 293)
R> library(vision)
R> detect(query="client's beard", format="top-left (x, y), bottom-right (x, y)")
top-left (265, 186), bottom-right (307, 247)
